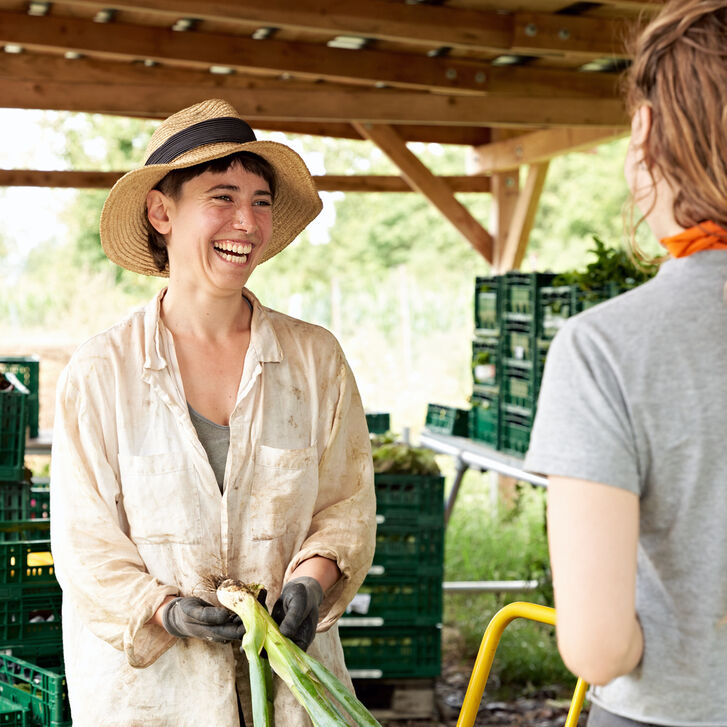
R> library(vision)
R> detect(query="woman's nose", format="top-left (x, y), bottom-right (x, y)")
top-left (233, 205), bottom-right (257, 232)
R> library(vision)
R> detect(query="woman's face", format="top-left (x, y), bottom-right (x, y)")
top-left (162, 162), bottom-right (274, 292)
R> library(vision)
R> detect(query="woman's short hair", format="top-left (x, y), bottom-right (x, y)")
top-left (146, 151), bottom-right (277, 273)
top-left (624, 1), bottom-right (727, 231)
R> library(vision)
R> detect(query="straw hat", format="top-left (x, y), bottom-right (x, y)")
top-left (100, 98), bottom-right (322, 276)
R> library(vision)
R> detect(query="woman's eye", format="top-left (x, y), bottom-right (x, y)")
top-left (254, 199), bottom-right (272, 207)
top-left (214, 195), bottom-right (232, 202)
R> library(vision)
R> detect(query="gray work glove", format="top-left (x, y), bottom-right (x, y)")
top-left (162, 596), bottom-right (246, 643)
top-left (271, 577), bottom-right (324, 651)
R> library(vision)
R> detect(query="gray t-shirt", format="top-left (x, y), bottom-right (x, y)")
top-left (525, 251), bottom-right (727, 726)
top-left (188, 404), bottom-right (230, 493)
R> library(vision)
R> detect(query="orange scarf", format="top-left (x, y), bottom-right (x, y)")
top-left (661, 221), bottom-right (727, 258)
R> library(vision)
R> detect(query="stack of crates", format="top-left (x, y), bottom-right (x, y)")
top-left (469, 276), bottom-right (502, 448)
top-left (340, 470), bottom-right (444, 679)
top-left (0, 363), bottom-right (68, 725)
top-left (499, 272), bottom-right (559, 457)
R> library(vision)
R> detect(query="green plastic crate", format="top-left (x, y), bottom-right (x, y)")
top-left (0, 643), bottom-right (63, 670)
top-left (340, 625), bottom-right (441, 678)
top-left (474, 276), bottom-right (502, 336)
top-left (502, 271), bottom-right (556, 319)
top-left (0, 697), bottom-right (27, 727)
top-left (372, 521), bottom-right (444, 576)
top-left (469, 392), bottom-right (499, 448)
top-left (374, 473), bottom-right (444, 526)
top-left (27, 490), bottom-right (48, 522)
top-left (471, 338), bottom-right (499, 389)
top-left (424, 404), bottom-right (469, 437)
top-left (501, 318), bottom-right (535, 363)
top-left (365, 412), bottom-right (390, 435)
top-left (0, 655), bottom-right (70, 727)
top-left (0, 485), bottom-right (30, 525)
top-left (501, 407), bottom-right (534, 457)
top-left (0, 360), bottom-right (39, 440)
top-left (0, 541), bottom-right (56, 595)
top-left (0, 379), bottom-right (27, 484)
top-left (572, 283), bottom-right (620, 313)
top-left (502, 361), bottom-right (538, 414)
top-left (343, 573), bottom-right (442, 626)
top-left (537, 285), bottom-right (574, 340)
top-left (0, 522), bottom-right (50, 546)
top-left (0, 589), bottom-right (62, 648)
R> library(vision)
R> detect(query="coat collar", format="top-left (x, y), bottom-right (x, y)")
top-left (142, 287), bottom-right (283, 371)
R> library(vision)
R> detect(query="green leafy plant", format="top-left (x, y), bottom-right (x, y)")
top-left (370, 434), bottom-right (440, 475)
top-left (553, 235), bottom-right (657, 295)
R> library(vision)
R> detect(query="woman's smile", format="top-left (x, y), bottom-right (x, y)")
top-left (212, 239), bottom-right (253, 265)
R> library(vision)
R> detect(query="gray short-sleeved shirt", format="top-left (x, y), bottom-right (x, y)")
top-left (525, 251), bottom-right (727, 726)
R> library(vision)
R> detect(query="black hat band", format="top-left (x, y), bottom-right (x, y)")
top-left (145, 117), bottom-right (257, 166)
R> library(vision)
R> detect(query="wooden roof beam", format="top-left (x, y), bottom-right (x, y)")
top-left (471, 126), bottom-right (628, 173)
top-left (0, 169), bottom-right (492, 194)
top-left (353, 122), bottom-right (494, 262)
top-left (0, 78), bottom-right (628, 127)
top-left (0, 42), bottom-right (619, 103)
top-left (47, 1), bottom-right (637, 58)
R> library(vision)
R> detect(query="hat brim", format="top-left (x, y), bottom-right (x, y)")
top-left (100, 139), bottom-right (322, 277)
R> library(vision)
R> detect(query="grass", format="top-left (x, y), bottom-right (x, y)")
top-left (442, 462), bottom-right (576, 694)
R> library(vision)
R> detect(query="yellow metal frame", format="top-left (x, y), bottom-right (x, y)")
top-left (456, 602), bottom-right (588, 727)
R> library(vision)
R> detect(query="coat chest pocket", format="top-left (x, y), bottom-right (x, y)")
top-left (251, 444), bottom-right (318, 541)
top-left (118, 452), bottom-right (203, 545)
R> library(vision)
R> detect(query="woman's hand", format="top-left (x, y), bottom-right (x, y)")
top-left (272, 556), bottom-right (340, 650)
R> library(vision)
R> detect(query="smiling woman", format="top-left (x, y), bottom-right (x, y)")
top-left (49, 98), bottom-right (377, 727)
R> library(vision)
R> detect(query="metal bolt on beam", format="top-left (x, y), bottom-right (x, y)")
top-left (558, 27), bottom-right (571, 41)
top-left (475, 71), bottom-right (487, 84)
top-left (446, 68), bottom-right (458, 80)
top-left (524, 23), bottom-right (538, 37)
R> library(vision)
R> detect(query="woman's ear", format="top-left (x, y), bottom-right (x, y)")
top-left (146, 190), bottom-right (172, 235)
top-left (631, 104), bottom-right (652, 148)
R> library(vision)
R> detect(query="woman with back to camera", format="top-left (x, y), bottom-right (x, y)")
top-left (525, 2), bottom-right (727, 725)
top-left (50, 98), bottom-right (376, 726)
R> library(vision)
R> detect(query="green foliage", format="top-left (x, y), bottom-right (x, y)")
top-left (553, 234), bottom-right (658, 292)
top-left (443, 475), bottom-right (571, 689)
top-left (370, 433), bottom-right (440, 475)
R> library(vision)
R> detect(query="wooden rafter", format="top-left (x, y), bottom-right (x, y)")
top-left (497, 162), bottom-right (550, 272)
top-left (353, 122), bottom-right (494, 262)
top-left (51, 0), bottom-right (642, 58)
top-left (0, 44), bottom-right (617, 98)
top-left (0, 169), bottom-right (492, 194)
top-left (471, 127), bottom-right (628, 173)
top-left (0, 78), bottom-right (628, 127)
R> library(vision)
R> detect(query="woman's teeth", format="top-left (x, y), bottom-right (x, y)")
top-left (213, 241), bottom-right (252, 263)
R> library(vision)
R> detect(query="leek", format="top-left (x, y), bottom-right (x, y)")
top-left (216, 579), bottom-right (381, 727)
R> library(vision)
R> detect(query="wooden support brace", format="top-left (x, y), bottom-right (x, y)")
top-left (471, 126), bottom-right (627, 174)
top-left (353, 122), bottom-right (494, 263)
top-left (497, 162), bottom-right (550, 273)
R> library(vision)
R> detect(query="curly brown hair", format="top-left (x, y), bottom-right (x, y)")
top-left (623, 1), bottom-right (727, 241)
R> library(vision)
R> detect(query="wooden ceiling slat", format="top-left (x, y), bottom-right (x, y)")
top-left (46, 0), bottom-right (640, 58)
top-left (511, 12), bottom-right (634, 59)
top-left (0, 78), bottom-right (628, 126)
top-left (0, 9), bottom-right (508, 94)
top-left (0, 169), bottom-right (492, 193)
top-left (0, 45), bottom-right (620, 102)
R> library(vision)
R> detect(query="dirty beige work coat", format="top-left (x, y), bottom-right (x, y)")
top-left (50, 289), bottom-right (377, 727)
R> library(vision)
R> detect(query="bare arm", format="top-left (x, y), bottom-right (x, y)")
top-left (291, 556), bottom-right (341, 592)
top-left (547, 476), bottom-right (643, 686)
